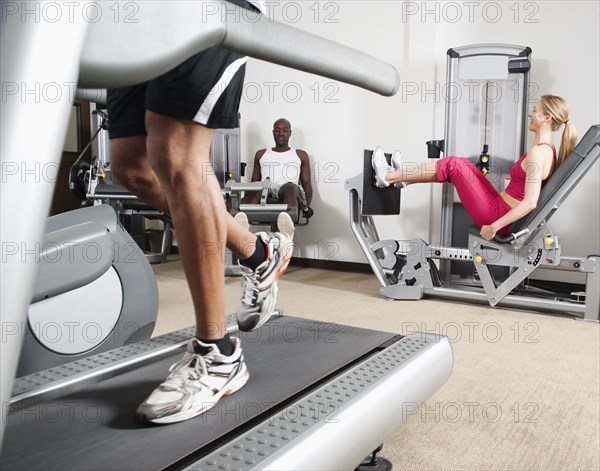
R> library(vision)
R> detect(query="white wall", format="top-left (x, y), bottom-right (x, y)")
top-left (239, 1), bottom-right (599, 282)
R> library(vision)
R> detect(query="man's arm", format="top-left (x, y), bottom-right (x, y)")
top-left (250, 149), bottom-right (266, 182)
top-left (241, 149), bottom-right (266, 204)
top-left (297, 149), bottom-right (312, 206)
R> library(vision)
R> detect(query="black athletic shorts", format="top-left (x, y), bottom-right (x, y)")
top-left (107, 0), bottom-right (260, 138)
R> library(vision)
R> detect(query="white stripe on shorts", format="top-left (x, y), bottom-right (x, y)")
top-left (193, 56), bottom-right (248, 125)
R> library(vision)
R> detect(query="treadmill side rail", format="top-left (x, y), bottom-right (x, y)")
top-left (191, 333), bottom-right (453, 471)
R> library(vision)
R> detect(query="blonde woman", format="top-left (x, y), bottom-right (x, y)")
top-left (372, 94), bottom-right (577, 240)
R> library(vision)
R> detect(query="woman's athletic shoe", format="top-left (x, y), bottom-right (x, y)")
top-left (390, 150), bottom-right (407, 189)
top-left (136, 337), bottom-right (248, 424)
top-left (371, 146), bottom-right (392, 188)
top-left (236, 213), bottom-right (295, 332)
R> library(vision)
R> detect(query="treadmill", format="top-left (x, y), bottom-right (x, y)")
top-left (1, 2), bottom-right (454, 468)
top-left (3, 316), bottom-right (452, 470)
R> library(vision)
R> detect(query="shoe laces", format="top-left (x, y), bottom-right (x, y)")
top-left (163, 353), bottom-right (211, 389)
top-left (240, 265), bottom-right (260, 309)
top-left (239, 235), bottom-right (281, 308)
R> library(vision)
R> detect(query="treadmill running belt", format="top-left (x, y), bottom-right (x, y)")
top-left (1, 317), bottom-right (395, 470)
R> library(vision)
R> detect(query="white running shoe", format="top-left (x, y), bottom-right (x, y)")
top-left (136, 337), bottom-right (248, 424)
top-left (236, 213), bottom-right (294, 332)
top-left (234, 211), bottom-right (250, 230)
top-left (276, 211), bottom-right (295, 237)
top-left (371, 146), bottom-right (392, 188)
top-left (390, 150), bottom-right (407, 189)
top-left (391, 150), bottom-right (403, 170)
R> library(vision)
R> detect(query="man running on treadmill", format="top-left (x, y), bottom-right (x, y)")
top-left (106, 0), bottom-right (294, 424)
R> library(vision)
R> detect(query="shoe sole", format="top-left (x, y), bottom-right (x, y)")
top-left (141, 364), bottom-right (250, 424)
top-left (275, 213), bottom-right (294, 282)
top-left (234, 212), bottom-right (250, 230)
top-left (277, 212), bottom-right (295, 237)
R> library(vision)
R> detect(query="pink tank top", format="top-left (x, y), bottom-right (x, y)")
top-left (505, 143), bottom-right (556, 201)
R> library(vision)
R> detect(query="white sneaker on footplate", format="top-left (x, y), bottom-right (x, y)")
top-left (371, 146), bottom-right (393, 188)
top-left (390, 150), bottom-right (407, 189)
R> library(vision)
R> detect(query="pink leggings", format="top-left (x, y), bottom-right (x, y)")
top-left (436, 157), bottom-right (512, 234)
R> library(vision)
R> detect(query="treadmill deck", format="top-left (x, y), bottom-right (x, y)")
top-left (2, 317), bottom-right (395, 470)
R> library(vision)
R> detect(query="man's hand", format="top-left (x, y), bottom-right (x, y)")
top-left (302, 207), bottom-right (314, 219)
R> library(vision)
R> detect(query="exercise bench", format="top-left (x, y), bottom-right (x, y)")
top-left (225, 178), bottom-right (310, 227)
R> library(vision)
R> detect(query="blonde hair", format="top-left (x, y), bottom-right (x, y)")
top-left (539, 94), bottom-right (577, 167)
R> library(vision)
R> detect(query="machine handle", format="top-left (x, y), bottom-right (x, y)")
top-left (75, 88), bottom-right (107, 105)
top-left (79, 1), bottom-right (399, 96)
top-left (221, 12), bottom-right (399, 97)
